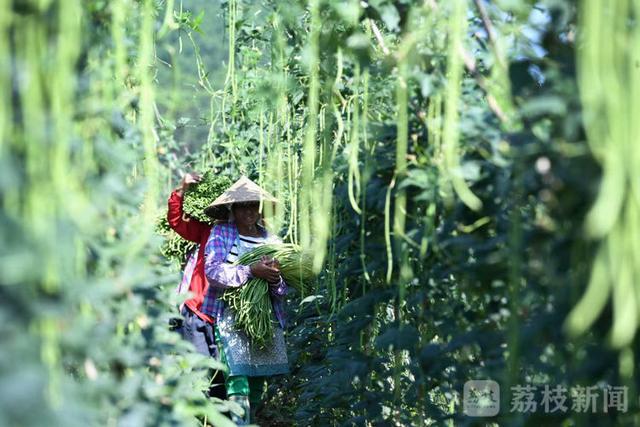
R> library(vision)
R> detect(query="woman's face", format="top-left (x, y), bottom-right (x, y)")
top-left (232, 202), bottom-right (261, 227)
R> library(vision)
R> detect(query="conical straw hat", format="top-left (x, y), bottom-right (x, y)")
top-left (205, 176), bottom-right (278, 217)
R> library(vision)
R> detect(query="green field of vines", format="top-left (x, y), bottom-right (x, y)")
top-left (2, 0), bottom-right (639, 426)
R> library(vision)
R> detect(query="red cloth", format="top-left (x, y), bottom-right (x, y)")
top-left (167, 190), bottom-right (214, 323)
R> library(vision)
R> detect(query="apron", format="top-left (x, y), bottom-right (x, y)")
top-left (216, 306), bottom-right (289, 376)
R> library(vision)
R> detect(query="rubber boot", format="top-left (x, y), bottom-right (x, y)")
top-left (249, 404), bottom-right (259, 424)
top-left (229, 395), bottom-right (250, 425)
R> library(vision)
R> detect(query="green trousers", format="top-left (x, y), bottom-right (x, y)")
top-left (214, 325), bottom-right (266, 405)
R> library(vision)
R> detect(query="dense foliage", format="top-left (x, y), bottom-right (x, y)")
top-left (199, 1), bottom-right (639, 425)
top-left (2, 0), bottom-right (639, 426)
top-left (1, 1), bottom-right (234, 426)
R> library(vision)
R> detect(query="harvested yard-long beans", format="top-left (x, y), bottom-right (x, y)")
top-left (220, 244), bottom-right (315, 346)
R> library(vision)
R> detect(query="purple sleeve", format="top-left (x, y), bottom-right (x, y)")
top-left (204, 225), bottom-right (253, 289)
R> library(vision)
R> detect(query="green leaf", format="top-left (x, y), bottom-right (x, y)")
top-left (379, 5), bottom-right (400, 32)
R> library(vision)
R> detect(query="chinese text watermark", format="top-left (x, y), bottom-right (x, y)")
top-left (463, 380), bottom-right (628, 417)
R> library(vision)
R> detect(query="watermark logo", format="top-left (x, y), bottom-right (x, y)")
top-left (463, 380), bottom-right (500, 417)
top-left (462, 380), bottom-right (628, 417)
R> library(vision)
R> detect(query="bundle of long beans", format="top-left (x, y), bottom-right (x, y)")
top-left (157, 172), bottom-right (231, 267)
top-left (182, 171), bottom-right (232, 224)
top-left (221, 244), bottom-right (315, 347)
top-left (155, 216), bottom-right (197, 266)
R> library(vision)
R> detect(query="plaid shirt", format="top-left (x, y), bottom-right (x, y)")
top-left (201, 222), bottom-right (288, 328)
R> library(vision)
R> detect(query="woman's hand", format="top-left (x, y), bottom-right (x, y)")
top-left (266, 258), bottom-right (282, 289)
top-left (180, 172), bottom-right (202, 192)
top-left (250, 256), bottom-right (281, 284)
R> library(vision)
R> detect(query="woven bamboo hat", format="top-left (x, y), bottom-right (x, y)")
top-left (204, 176), bottom-right (278, 219)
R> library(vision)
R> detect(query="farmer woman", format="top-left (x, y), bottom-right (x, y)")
top-left (201, 176), bottom-right (289, 425)
top-left (166, 172), bottom-right (227, 399)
